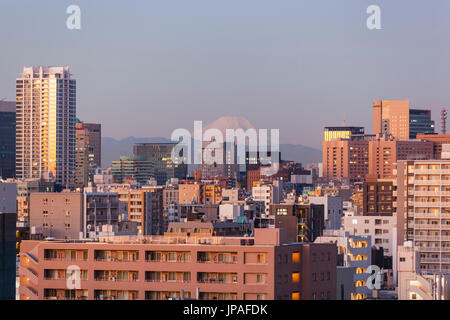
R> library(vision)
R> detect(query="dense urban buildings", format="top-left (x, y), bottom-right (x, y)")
top-left (373, 100), bottom-right (435, 140)
top-left (133, 143), bottom-right (187, 185)
top-left (6, 65), bottom-right (450, 301)
top-left (15, 66), bottom-right (76, 186)
top-left (0, 101), bottom-right (16, 179)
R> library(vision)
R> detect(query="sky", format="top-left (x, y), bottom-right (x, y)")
top-left (1, 0), bottom-right (450, 149)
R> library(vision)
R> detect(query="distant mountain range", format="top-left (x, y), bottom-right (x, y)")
top-left (101, 136), bottom-right (321, 168)
top-left (102, 116), bottom-right (321, 167)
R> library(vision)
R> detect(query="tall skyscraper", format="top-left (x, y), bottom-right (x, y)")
top-left (15, 66), bottom-right (76, 186)
top-left (0, 101), bottom-right (16, 179)
top-left (373, 100), bottom-right (411, 140)
top-left (373, 100), bottom-right (435, 140)
top-left (75, 121), bottom-right (101, 187)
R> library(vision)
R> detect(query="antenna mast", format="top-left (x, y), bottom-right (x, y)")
top-left (441, 108), bottom-right (448, 134)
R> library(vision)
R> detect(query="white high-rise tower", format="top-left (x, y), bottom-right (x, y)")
top-left (16, 66), bottom-right (76, 186)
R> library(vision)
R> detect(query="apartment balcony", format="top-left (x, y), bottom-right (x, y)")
top-left (413, 180), bottom-right (441, 185)
top-left (414, 224), bottom-right (445, 230)
top-left (19, 267), bottom-right (39, 284)
top-left (414, 191), bottom-right (450, 196)
top-left (414, 235), bottom-right (450, 241)
top-left (414, 169), bottom-right (450, 175)
top-left (420, 258), bottom-right (450, 264)
top-left (418, 247), bottom-right (450, 252)
top-left (20, 285), bottom-right (39, 299)
top-left (414, 202), bottom-right (443, 207)
top-left (409, 285), bottom-right (432, 300)
top-left (44, 296), bottom-right (88, 300)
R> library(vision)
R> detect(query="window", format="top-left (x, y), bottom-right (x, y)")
top-left (292, 273), bottom-right (300, 283)
top-left (277, 208), bottom-right (288, 216)
top-left (257, 254), bottom-right (266, 264)
top-left (291, 292), bottom-right (300, 300)
top-left (400, 257), bottom-right (406, 262)
top-left (292, 252), bottom-right (300, 264)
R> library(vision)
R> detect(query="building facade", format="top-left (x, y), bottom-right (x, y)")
top-left (133, 143), bottom-right (187, 185)
top-left (0, 101), bottom-right (16, 179)
top-left (75, 122), bottom-right (101, 187)
top-left (18, 228), bottom-right (337, 300)
top-left (395, 160), bottom-right (450, 273)
top-left (16, 66), bottom-right (76, 186)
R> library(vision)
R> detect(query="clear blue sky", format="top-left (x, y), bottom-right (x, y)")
top-left (1, 0), bottom-right (450, 149)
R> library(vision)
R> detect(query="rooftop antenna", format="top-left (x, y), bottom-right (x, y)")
top-left (343, 113), bottom-right (346, 126)
top-left (441, 108), bottom-right (448, 134)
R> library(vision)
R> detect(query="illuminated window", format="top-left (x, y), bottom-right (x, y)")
top-left (291, 292), bottom-right (300, 300)
top-left (292, 252), bottom-right (300, 264)
top-left (292, 273), bottom-right (300, 283)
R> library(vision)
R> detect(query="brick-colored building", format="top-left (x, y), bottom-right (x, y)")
top-left (362, 178), bottom-right (394, 216)
top-left (416, 134), bottom-right (450, 159)
top-left (19, 228), bottom-right (337, 300)
top-left (368, 139), bottom-right (433, 179)
top-left (322, 138), bottom-right (369, 181)
top-left (323, 137), bottom-right (433, 181)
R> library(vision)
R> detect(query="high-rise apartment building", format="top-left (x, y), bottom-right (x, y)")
top-left (395, 160), bottom-right (450, 273)
top-left (0, 101), bottom-right (16, 179)
top-left (75, 121), bottom-right (101, 187)
top-left (16, 66), bottom-right (76, 186)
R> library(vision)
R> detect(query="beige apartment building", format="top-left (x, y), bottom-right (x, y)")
top-left (178, 183), bottom-right (202, 204)
top-left (29, 192), bottom-right (83, 240)
top-left (395, 160), bottom-right (450, 273)
top-left (18, 228), bottom-right (337, 300)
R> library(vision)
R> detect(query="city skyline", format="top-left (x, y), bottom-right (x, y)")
top-left (4, 0), bottom-right (450, 304)
top-left (1, 1), bottom-right (450, 148)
